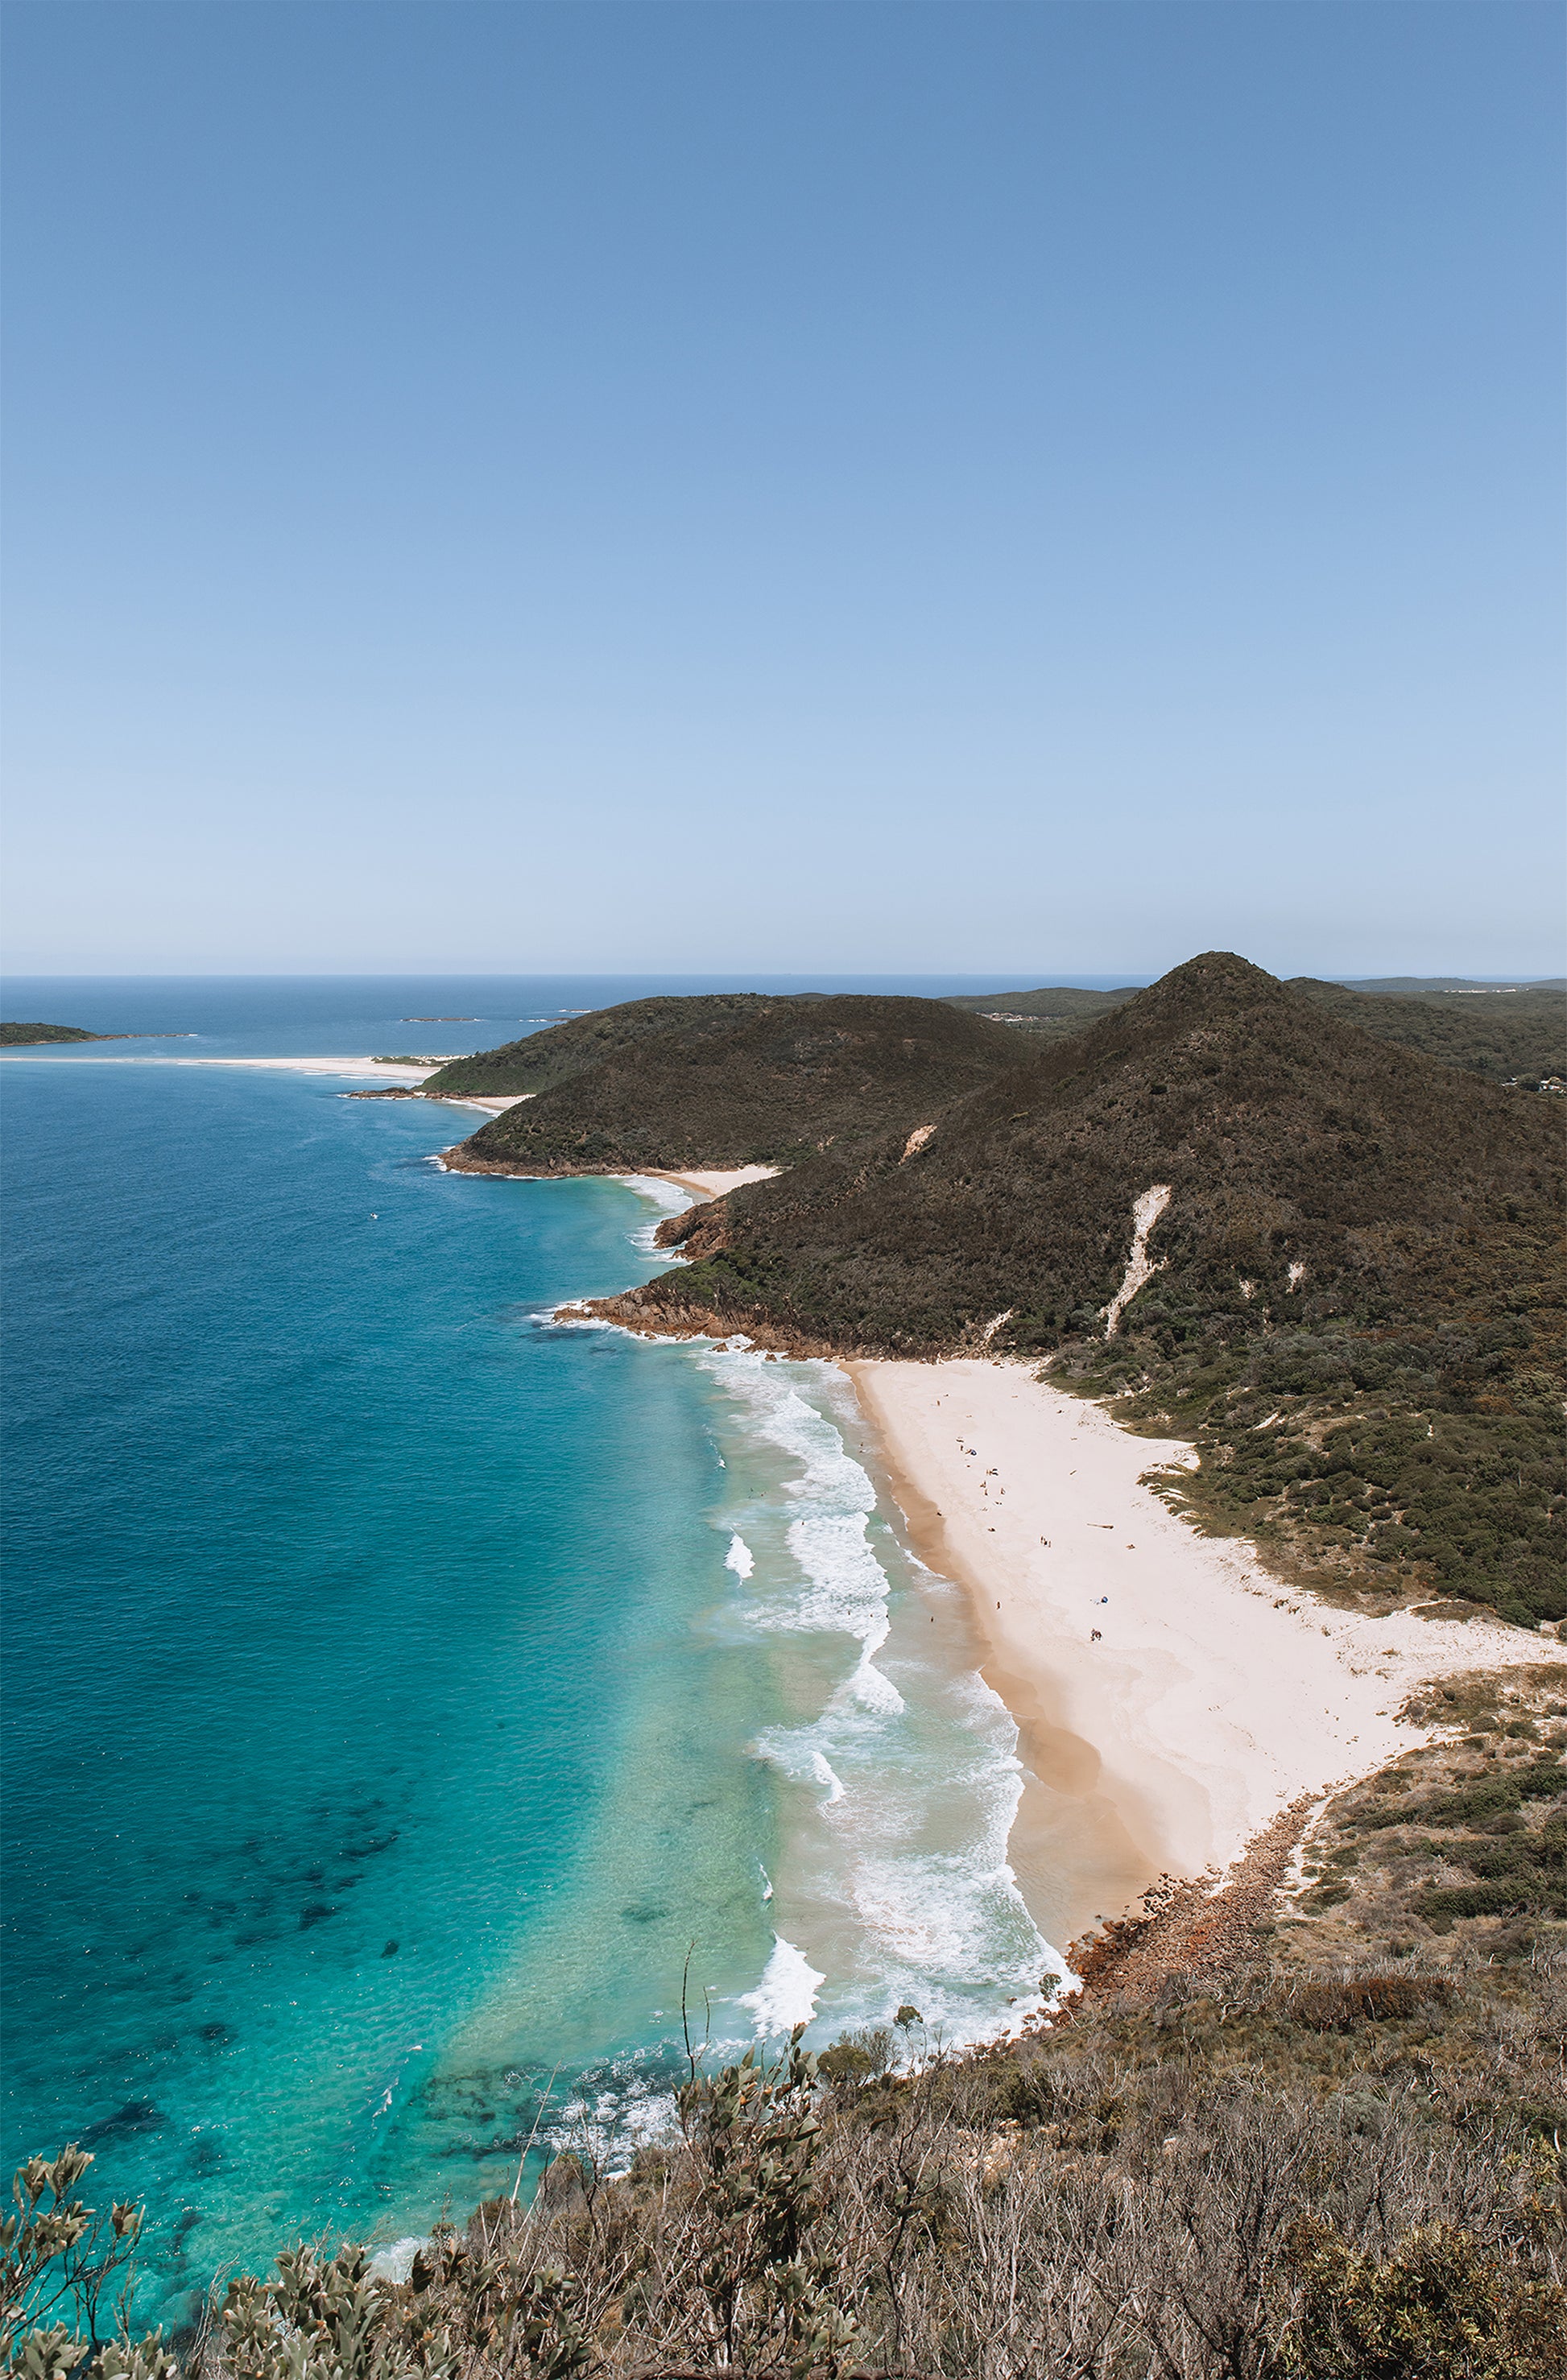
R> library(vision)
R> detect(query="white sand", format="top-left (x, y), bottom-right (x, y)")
top-left (205, 1055), bottom-right (438, 1077)
top-left (432, 1094), bottom-right (533, 1114)
top-left (636, 1166), bottom-right (779, 1200)
top-left (848, 1357), bottom-right (1565, 1946)
top-left (0, 1051), bottom-right (541, 1109)
top-left (0, 1052), bottom-right (442, 1080)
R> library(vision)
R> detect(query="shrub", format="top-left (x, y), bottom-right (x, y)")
top-left (1283, 2218), bottom-right (1567, 2379)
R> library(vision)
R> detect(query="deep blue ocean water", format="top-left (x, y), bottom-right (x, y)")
top-left (2, 980), bottom-right (1065, 2327)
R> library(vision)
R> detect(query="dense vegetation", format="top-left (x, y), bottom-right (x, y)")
top-left (1341, 977), bottom-right (1566, 999)
top-left (1283, 981), bottom-right (1565, 1088)
top-left (945, 981), bottom-right (1566, 1085)
top-left (598, 955), bottom-right (1564, 1626)
top-left (424, 972), bottom-right (1563, 1109)
top-left (444, 999), bottom-right (1025, 1175)
top-left (13, 1674), bottom-right (1567, 2376)
top-left (941, 987), bottom-right (1138, 1043)
top-left (422, 998), bottom-right (796, 1099)
top-left (0, 1022), bottom-right (113, 1045)
top-left (1289, 1667), bottom-right (1567, 1958)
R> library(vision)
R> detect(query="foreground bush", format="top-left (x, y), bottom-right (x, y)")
top-left (6, 1961), bottom-right (1567, 2379)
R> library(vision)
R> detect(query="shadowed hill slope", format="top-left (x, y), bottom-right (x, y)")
top-left (444, 995), bottom-right (1027, 1175)
top-left (945, 978), bottom-right (1565, 1083)
top-left (600, 954), bottom-right (1565, 1622)
top-left (1, 1021), bottom-right (114, 1045)
top-left (1285, 978), bottom-right (1565, 1085)
top-left (420, 993), bottom-right (787, 1098)
top-left (635, 954), bottom-right (1559, 1352)
top-left (944, 985), bottom-right (1138, 1040)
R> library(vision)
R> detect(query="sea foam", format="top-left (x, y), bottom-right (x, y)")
top-left (619, 1175), bottom-right (695, 1257)
top-left (697, 1350), bottom-right (1062, 2051)
top-left (738, 1935), bottom-right (825, 2035)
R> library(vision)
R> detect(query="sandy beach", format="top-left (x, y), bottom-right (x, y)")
top-left (635, 1166), bottom-right (779, 1200)
top-left (0, 1051), bottom-right (442, 1080)
top-left (0, 1048), bottom-right (543, 1114)
top-left (847, 1357), bottom-right (1565, 1950)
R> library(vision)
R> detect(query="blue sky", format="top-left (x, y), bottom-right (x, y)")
top-left (4, 1), bottom-right (1561, 979)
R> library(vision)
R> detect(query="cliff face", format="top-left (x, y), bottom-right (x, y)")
top-left (444, 996), bottom-right (1027, 1175)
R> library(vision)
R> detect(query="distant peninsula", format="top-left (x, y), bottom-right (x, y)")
top-left (0, 1021), bottom-right (193, 1046)
top-left (436, 994), bottom-right (1023, 1170)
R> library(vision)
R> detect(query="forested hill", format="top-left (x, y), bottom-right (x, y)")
top-left (444, 996), bottom-right (1026, 1174)
top-left (0, 1021), bottom-right (115, 1045)
top-left (600, 953), bottom-right (1565, 1626)
top-left (942, 985), bottom-right (1139, 1039)
top-left (421, 994), bottom-right (786, 1097)
top-left (1284, 979), bottom-right (1565, 1085)
top-left (425, 973), bottom-right (1565, 1104)
top-left (945, 978), bottom-right (1566, 1083)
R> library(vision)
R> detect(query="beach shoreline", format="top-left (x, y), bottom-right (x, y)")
top-left (0, 1050), bottom-right (443, 1080)
top-left (843, 1356), bottom-right (1567, 1952)
top-left (556, 1182), bottom-right (1566, 1969)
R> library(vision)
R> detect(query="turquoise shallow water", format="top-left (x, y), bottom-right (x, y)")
top-left (1, 981), bottom-right (1057, 2327)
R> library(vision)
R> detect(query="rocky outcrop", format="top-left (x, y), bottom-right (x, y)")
top-left (573, 1286), bottom-right (871, 1361)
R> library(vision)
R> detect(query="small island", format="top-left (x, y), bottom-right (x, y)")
top-left (3, 1021), bottom-right (121, 1045)
top-left (1, 1022), bottom-right (192, 1046)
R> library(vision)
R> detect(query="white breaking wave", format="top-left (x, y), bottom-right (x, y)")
top-left (368, 2237), bottom-right (431, 2285)
top-left (694, 1347), bottom-right (1064, 2053)
top-left (701, 1353), bottom-right (903, 1713)
top-left (739, 1935), bottom-right (825, 2034)
top-left (837, 1672), bottom-right (1073, 2038)
top-left (725, 1533), bottom-right (755, 1579)
top-left (620, 1174), bottom-right (697, 1256)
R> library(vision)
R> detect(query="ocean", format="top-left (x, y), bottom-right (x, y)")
top-left (0, 977), bottom-right (1073, 2327)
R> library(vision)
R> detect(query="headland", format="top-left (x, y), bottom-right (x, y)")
top-left (490, 950), bottom-right (1565, 1960)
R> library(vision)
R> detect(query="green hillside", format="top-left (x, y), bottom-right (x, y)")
top-left (600, 954), bottom-right (1565, 1626)
top-left (1288, 978), bottom-right (1565, 1084)
top-left (421, 993), bottom-right (788, 1097)
top-left (445, 995), bottom-right (1027, 1174)
top-left (945, 977), bottom-right (1566, 1082)
top-left (944, 984), bottom-right (1137, 1039)
top-left (0, 1021), bottom-right (114, 1045)
top-left (1341, 975), bottom-right (1567, 998)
